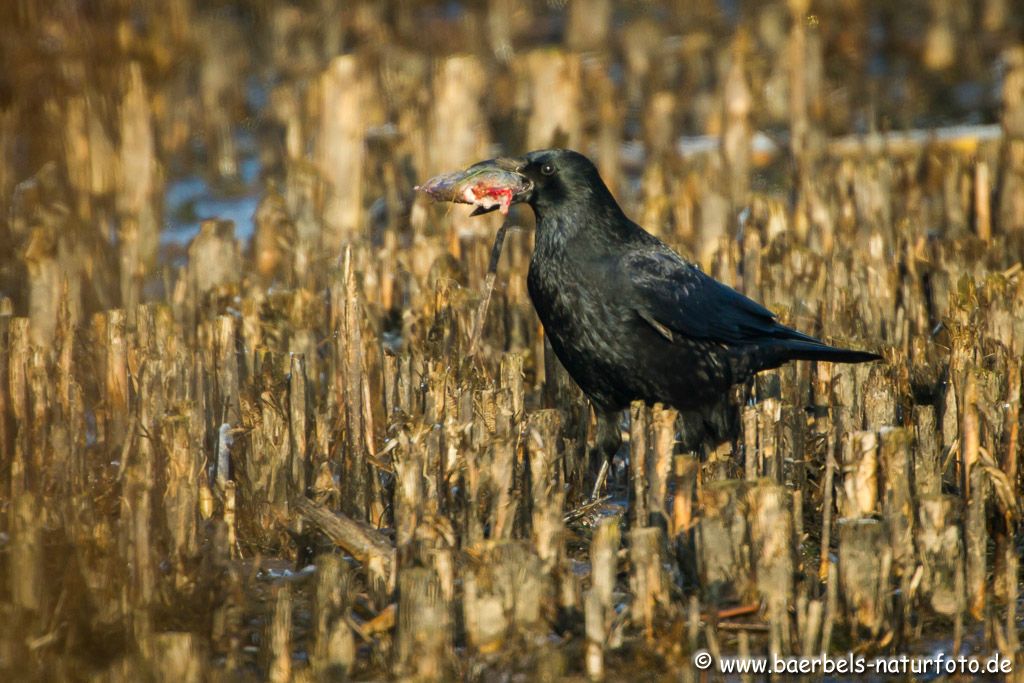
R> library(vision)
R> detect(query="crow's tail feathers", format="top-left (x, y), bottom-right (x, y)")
top-left (739, 338), bottom-right (881, 378)
top-left (779, 339), bottom-right (882, 365)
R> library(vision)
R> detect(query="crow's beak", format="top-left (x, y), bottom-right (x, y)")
top-left (417, 157), bottom-right (532, 217)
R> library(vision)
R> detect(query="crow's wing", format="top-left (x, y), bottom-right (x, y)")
top-left (622, 249), bottom-right (820, 346)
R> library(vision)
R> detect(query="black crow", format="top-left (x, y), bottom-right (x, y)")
top-left (456, 149), bottom-right (881, 473)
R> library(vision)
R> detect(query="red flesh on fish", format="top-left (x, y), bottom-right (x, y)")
top-left (462, 184), bottom-right (515, 215)
top-left (416, 165), bottom-right (529, 216)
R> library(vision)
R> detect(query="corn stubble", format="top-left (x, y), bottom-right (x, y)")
top-left (1, 0), bottom-right (1023, 680)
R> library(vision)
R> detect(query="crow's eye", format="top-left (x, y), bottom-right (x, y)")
top-left (541, 163), bottom-right (556, 176)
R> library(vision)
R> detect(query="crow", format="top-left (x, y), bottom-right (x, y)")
top-left (466, 149), bottom-right (881, 477)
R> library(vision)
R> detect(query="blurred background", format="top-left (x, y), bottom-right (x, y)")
top-left (1, 1), bottom-right (1024, 681)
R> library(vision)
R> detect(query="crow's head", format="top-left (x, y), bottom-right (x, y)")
top-left (513, 149), bottom-right (616, 215)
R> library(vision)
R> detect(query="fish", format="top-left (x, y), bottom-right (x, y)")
top-left (415, 160), bottom-right (533, 216)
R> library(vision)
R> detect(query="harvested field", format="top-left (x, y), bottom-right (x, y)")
top-left (1, 1), bottom-right (1023, 680)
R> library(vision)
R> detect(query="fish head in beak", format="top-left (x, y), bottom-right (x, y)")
top-left (416, 157), bottom-right (533, 216)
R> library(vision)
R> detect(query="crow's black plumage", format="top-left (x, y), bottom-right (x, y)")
top-left (477, 149), bottom-right (881, 469)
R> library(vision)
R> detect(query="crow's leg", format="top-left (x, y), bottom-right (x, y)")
top-left (589, 408), bottom-right (622, 499)
top-left (678, 399), bottom-right (738, 461)
top-left (677, 410), bottom-right (707, 453)
top-left (701, 397), bottom-right (739, 445)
